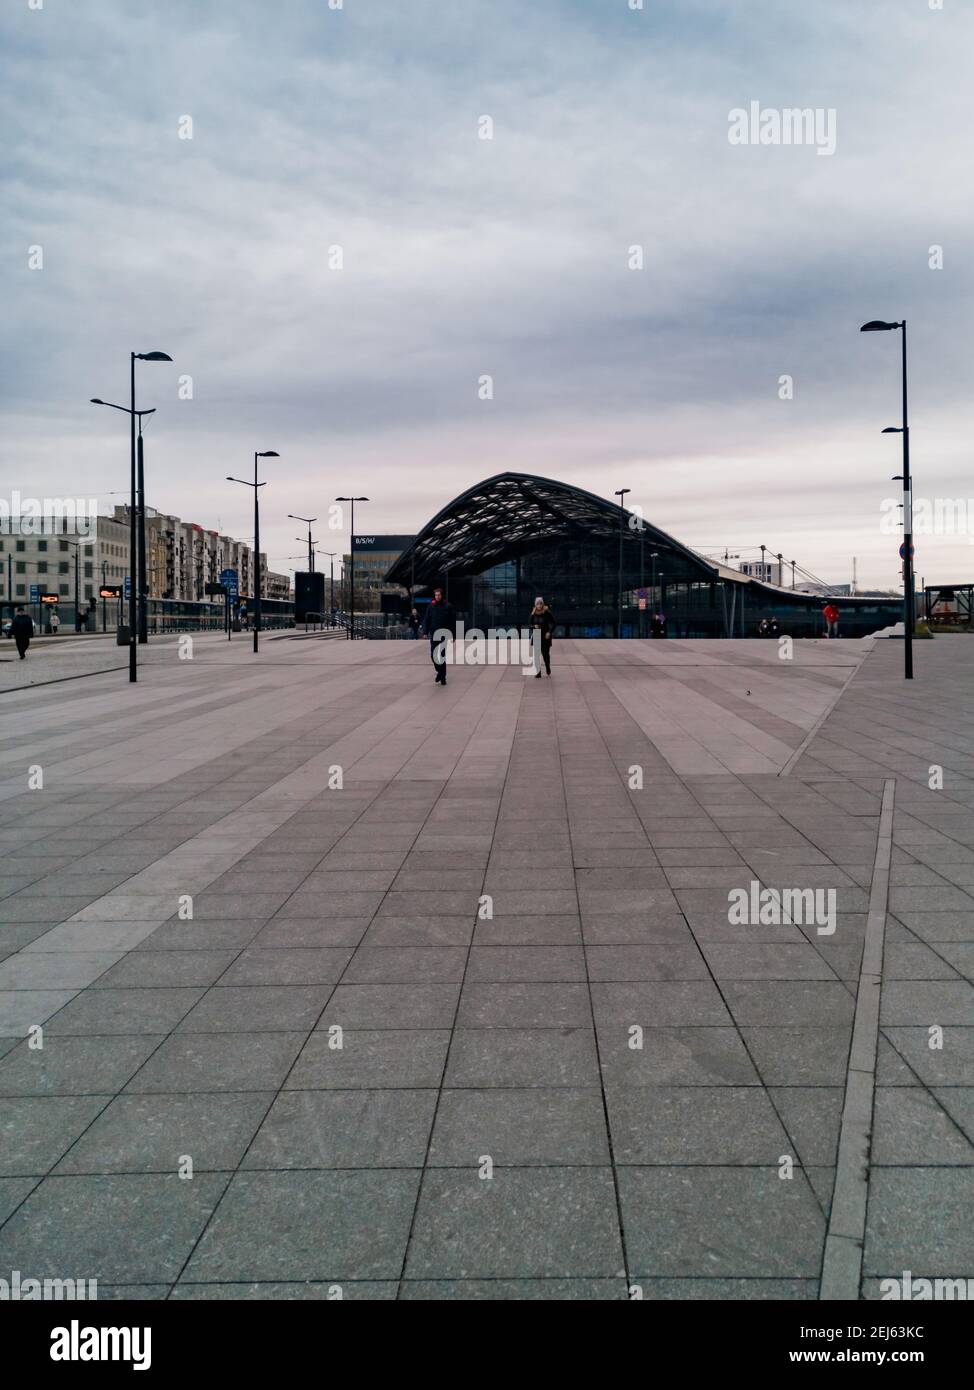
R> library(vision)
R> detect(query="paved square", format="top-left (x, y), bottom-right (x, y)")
top-left (1, 632), bottom-right (972, 1299)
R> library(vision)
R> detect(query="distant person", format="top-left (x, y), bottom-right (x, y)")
top-left (49, 609), bottom-right (60, 636)
top-left (408, 607), bottom-right (421, 639)
top-left (528, 596), bottom-right (554, 677)
top-left (650, 611), bottom-right (667, 639)
top-left (421, 586), bottom-right (456, 685)
top-left (823, 602), bottom-right (840, 638)
top-left (11, 607), bottom-right (34, 659)
top-left (759, 616), bottom-right (780, 639)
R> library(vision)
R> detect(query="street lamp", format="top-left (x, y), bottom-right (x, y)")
top-left (614, 488), bottom-right (631, 639)
top-left (65, 536), bottom-right (95, 632)
top-left (861, 320), bottom-right (913, 678)
top-left (288, 514), bottom-right (317, 573)
top-left (335, 496), bottom-right (368, 640)
top-left (91, 400), bottom-right (156, 644)
top-left (91, 349), bottom-right (171, 682)
top-left (320, 551), bottom-right (338, 624)
top-left (228, 452), bottom-right (279, 653)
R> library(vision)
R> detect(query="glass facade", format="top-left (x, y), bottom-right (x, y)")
top-left (387, 473), bottom-right (905, 640)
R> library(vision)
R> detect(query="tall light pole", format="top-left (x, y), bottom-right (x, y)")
top-left (614, 487), bottom-right (630, 639)
top-left (288, 514), bottom-right (317, 573)
top-left (65, 538), bottom-right (94, 631)
top-left (228, 451), bottom-right (279, 653)
top-left (335, 496), bottom-right (368, 640)
top-left (91, 347), bottom-right (171, 682)
top-left (861, 320), bottom-right (913, 679)
top-left (321, 551), bottom-right (337, 624)
top-left (91, 401), bottom-right (156, 645)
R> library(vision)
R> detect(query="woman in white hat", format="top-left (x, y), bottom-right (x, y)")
top-left (528, 596), bottom-right (554, 677)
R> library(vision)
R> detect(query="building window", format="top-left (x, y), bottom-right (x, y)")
top-left (84, 563), bottom-right (92, 577)
top-left (37, 561), bottom-right (48, 573)
top-left (59, 539), bottom-right (68, 552)
top-left (85, 584), bottom-right (93, 599)
top-left (38, 539), bottom-right (48, 551)
top-left (15, 561), bottom-right (25, 574)
top-left (16, 584), bottom-right (25, 597)
top-left (59, 583), bottom-right (69, 595)
top-left (59, 562), bottom-right (69, 574)
top-left (15, 539), bottom-right (25, 552)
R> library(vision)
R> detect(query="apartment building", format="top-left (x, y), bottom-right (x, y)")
top-left (0, 514), bottom-right (130, 618)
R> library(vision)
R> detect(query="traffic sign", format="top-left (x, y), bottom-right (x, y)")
top-left (637, 587), bottom-right (647, 599)
top-left (29, 584), bottom-right (42, 602)
top-left (899, 542), bottom-right (915, 560)
top-left (123, 575), bottom-right (131, 599)
top-left (219, 568), bottom-right (239, 596)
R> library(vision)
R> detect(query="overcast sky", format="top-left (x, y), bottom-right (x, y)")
top-left (3, 0), bottom-right (971, 587)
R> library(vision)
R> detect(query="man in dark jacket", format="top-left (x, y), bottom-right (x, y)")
top-left (11, 607), bottom-right (34, 659)
top-left (421, 587), bottom-right (457, 685)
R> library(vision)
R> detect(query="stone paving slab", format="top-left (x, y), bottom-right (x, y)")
top-left (0, 632), bottom-right (972, 1298)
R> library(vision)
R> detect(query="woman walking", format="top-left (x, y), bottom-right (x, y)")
top-left (529, 596), bottom-right (554, 677)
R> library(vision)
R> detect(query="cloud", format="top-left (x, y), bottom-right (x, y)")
top-left (2, 0), bottom-right (971, 585)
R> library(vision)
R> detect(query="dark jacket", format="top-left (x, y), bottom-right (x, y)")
top-left (11, 614), bottom-right (33, 643)
top-left (422, 600), bottom-right (457, 638)
top-left (528, 607), bottom-right (554, 639)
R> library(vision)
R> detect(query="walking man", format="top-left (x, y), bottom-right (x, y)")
top-left (11, 607), bottom-right (34, 660)
top-left (823, 602), bottom-right (840, 638)
top-left (422, 586), bottom-right (457, 685)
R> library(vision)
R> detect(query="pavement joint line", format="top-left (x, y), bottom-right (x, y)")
top-left (777, 650), bottom-right (871, 778)
top-left (818, 775), bottom-right (895, 1301)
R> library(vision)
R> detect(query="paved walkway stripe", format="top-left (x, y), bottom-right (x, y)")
top-left (778, 648), bottom-right (870, 777)
top-left (819, 776), bottom-right (895, 1301)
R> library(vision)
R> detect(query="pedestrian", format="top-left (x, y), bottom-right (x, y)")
top-left (528, 596), bottom-right (554, 677)
top-left (49, 609), bottom-right (60, 636)
top-left (823, 602), bottom-right (840, 639)
top-left (650, 611), bottom-right (667, 639)
top-left (408, 607), bottom-right (421, 639)
top-left (421, 586), bottom-right (457, 685)
top-left (11, 606), bottom-right (33, 660)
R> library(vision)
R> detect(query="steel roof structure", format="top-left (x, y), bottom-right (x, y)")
top-left (385, 471), bottom-right (713, 587)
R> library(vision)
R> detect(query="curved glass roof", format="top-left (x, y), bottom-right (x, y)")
top-left (385, 471), bottom-right (718, 586)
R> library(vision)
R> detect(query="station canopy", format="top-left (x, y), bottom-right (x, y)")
top-left (385, 471), bottom-right (714, 587)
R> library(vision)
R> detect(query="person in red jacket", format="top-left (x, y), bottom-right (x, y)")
top-left (823, 602), bottom-right (840, 638)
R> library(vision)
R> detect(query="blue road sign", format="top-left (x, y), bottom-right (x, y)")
top-left (899, 542), bottom-right (914, 560)
top-left (219, 567), bottom-right (239, 595)
top-left (29, 584), bottom-right (40, 602)
top-left (124, 575), bottom-right (131, 599)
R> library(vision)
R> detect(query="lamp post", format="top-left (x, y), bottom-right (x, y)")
top-left (321, 552), bottom-right (337, 625)
top-left (335, 496), bottom-right (368, 640)
top-left (91, 401), bottom-right (156, 644)
top-left (614, 488), bottom-right (630, 639)
top-left (65, 538), bottom-right (94, 631)
top-left (288, 514), bottom-right (317, 573)
top-left (92, 347), bottom-right (170, 682)
top-left (228, 452), bottom-right (279, 653)
top-left (861, 319), bottom-right (913, 679)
